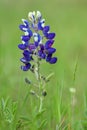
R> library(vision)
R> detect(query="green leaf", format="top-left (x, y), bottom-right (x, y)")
top-left (12, 101), bottom-right (18, 115)
top-left (1, 97), bottom-right (9, 111)
top-left (35, 109), bottom-right (46, 119)
top-left (46, 72), bottom-right (54, 82)
top-left (20, 116), bottom-right (32, 122)
top-left (38, 119), bottom-right (47, 130)
top-left (16, 116), bottom-right (33, 129)
top-left (4, 108), bottom-right (13, 123)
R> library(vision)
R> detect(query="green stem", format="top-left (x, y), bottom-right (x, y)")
top-left (34, 56), bottom-right (44, 113)
top-left (39, 97), bottom-right (43, 112)
top-left (38, 78), bottom-right (43, 112)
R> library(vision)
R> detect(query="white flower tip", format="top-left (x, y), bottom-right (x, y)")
top-left (33, 32), bottom-right (38, 36)
top-left (22, 41), bottom-right (25, 44)
top-left (37, 11), bottom-right (42, 18)
top-left (33, 33), bottom-right (38, 42)
top-left (39, 39), bottom-right (42, 44)
top-left (22, 18), bottom-right (24, 21)
top-left (28, 12), bottom-right (33, 21)
top-left (41, 23), bottom-right (45, 28)
top-left (25, 31), bottom-right (29, 35)
top-left (21, 19), bottom-right (28, 26)
top-left (34, 37), bottom-right (38, 42)
top-left (33, 11), bottom-right (35, 16)
top-left (28, 12), bottom-right (32, 17)
top-left (22, 19), bottom-right (26, 22)
top-left (41, 19), bottom-right (45, 23)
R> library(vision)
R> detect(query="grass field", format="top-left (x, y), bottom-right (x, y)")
top-left (0, 0), bottom-right (87, 129)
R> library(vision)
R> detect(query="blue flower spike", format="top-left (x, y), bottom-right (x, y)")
top-left (18, 11), bottom-right (57, 71)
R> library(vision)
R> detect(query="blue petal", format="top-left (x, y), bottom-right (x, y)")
top-left (46, 33), bottom-right (55, 39)
top-left (20, 57), bottom-right (28, 63)
top-left (46, 54), bottom-right (52, 62)
top-left (21, 35), bottom-right (30, 42)
top-left (23, 19), bottom-right (29, 28)
top-left (18, 44), bottom-right (27, 50)
top-left (38, 22), bottom-right (43, 30)
top-left (38, 34), bottom-right (41, 42)
top-left (38, 50), bottom-right (46, 59)
top-left (47, 48), bottom-right (56, 54)
top-left (23, 50), bottom-right (32, 60)
top-left (41, 53), bottom-right (46, 59)
top-left (49, 57), bottom-right (57, 64)
top-left (27, 30), bottom-right (33, 37)
top-left (45, 40), bottom-right (54, 49)
top-left (43, 26), bottom-right (50, 33)
top-left (28, 44), bottom-right (36, 51)
top-left (20, 56), bottom-right (31, 63)
top-left (43, 32), bottom-right (48, 37)
top-left (23, 50), bottom-right (30, 56)
top-left (38, 50), bottom-right (42, 56)
top-left (40, 44), bottom-right (44, 50)
top-left (21, 63), bottom-right (31, 71)
top-left (19, 25), bottom-right (28, 32)
top-left (34, 42), bottom-right (38, 47)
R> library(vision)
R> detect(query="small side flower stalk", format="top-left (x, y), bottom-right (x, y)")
top-left (18, 11), bottom-right (57, 129)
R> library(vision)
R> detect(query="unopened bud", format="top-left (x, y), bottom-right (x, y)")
top-left (42, 91), bottom-right (47, 96)
top-left (25, 78), bottom-right (31, 84)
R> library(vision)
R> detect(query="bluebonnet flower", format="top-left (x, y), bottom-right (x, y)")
top-left (18, 11), bottom-right (57, 71)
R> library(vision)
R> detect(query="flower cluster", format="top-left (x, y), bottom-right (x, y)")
top-left (18, 11), bottom-right (57, 71)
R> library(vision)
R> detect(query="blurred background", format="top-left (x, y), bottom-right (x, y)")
top-left (0, 0), bottom-right (87, 128)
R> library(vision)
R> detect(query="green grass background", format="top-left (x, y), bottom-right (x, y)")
top-left (0, 0), bottom-right (87, 129)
